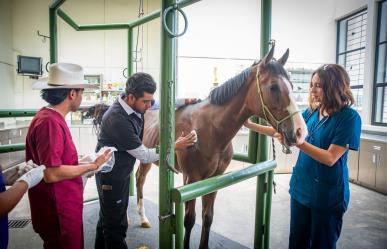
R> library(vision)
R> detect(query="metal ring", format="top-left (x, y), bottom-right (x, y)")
top-left (123, 68), bottom-right (128, 79)
top-left (45, 62), bottom-right (50, 72)
top-left (162, 4), bottom-right (188, 38)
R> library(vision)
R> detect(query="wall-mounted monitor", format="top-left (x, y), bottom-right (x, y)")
top-left (17, 55), bottom-right (43, 76)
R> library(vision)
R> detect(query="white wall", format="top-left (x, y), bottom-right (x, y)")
top-left (176, 0), bottom-right (368, 98)
top-left (0, 0), bottom-right (16, 108)
top-left (0, 0), bottom-right (371, 107)
top-left (6, 0), bottom-right (161, 109)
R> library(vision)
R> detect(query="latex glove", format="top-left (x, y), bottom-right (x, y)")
top-left (17, 160), bottom-right (39, 176)
top-left (79, 147), bottom-right (116, 174)
top-left (17, 165), bottom-right (46, 189)
top-left (95, 147), bottom-right (116, 173)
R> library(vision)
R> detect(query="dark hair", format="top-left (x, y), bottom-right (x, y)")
top-left (125, 72), bottom-right (157, 98)
top-left (41, 88), bottom-right (82, 105)
top-left (309, 64), bottom-right (354, 115)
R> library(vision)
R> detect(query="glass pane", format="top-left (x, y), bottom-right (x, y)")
top-left (379, 1), bottom-right (387, 43)
top-left (376, 43), bottom-right (387, 83)
top-left (351, 88), bottom-right (363, 114)
top-left (344, 49), bottom-right (365, 87)
top-left (346, 12), bottom-right (367, 51)
top-left (338, 20), bottom-right (347, 53)
top-left (374, 86), bottom-right (387, 123)
top-left (338, 54), bottom-right (346, 65)
top-left (288, 68), bottom-right (313, 106)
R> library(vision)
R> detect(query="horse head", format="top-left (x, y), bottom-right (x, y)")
top-left (247, 45), bottom-right (307, 147)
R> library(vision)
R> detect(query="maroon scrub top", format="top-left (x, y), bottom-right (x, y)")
top-left (26, 107), bottom-right (83, 249)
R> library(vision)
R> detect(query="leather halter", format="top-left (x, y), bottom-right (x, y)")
top-left (255, 67), bottom-right (299, 133)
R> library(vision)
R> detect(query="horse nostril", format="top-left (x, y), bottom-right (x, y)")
top-left (296, 128), bottom-right (302, 137)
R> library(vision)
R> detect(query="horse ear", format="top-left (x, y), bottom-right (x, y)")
top-left (262, 44), bottom-right (275, 66)
top-left (278, 48), bottom-right (289, 66)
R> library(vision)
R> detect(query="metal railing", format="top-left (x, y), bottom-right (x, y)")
top-left (172, 161), bottom-right (276, 249)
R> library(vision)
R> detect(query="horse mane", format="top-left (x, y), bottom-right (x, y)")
top-left (209, 67), bottom-right (252, 105)
top-left (209, 60), bottom-right (291, 105)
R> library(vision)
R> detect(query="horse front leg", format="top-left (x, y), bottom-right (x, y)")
top-left (184, 198), bottom-right (196, 249)
top-left (199, 191), bottom-right (217, 249)
top-left (135, 162), bottom-right (152, 228)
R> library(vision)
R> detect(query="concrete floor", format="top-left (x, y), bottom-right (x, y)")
top-left (7, 161), bottom-right (387, 249)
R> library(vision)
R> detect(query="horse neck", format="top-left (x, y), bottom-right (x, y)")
top-left (209, 82), bottom-right (254, 149)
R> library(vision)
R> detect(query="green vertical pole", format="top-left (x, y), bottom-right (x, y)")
top-left (128, 28), bottom-right (136, 197)
top-left (257, 0), bottom-right (271, 164)
top-left (49, 0), bottom-right (65, 63)
top-left (159, 0), bottom-right (177, 248)
top-left (255, 0), bottom-right (271, 248)
top-left (255, 173), bottom-right (267, 249)
top-left (264, 170), bottom-right (274, 248)
top-left (175, 202), bottom-right (184, 249)
top-left (128, 28), bottom-right (133, 77)
top-left (49, 7), bottom-right (58, 63)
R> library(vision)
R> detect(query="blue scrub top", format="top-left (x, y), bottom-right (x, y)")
top-left (289, 106), bottom-right (361, 212)
top-left (0, 170), bottom-right (8, 249)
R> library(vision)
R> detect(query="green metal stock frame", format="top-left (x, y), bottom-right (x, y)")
top-left (171, 161), bottom-right (276, 249)
top-left (0, 110), bottom-right (37, 154)
top-left (0, 0), bottom-right (273, 248)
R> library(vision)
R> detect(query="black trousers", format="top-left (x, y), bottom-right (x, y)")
top-left (94, 172), bottom-right (130, 249)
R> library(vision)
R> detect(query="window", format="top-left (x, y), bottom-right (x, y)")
top-left (287, 67), bottom-right (314, 107)
top-left (372, 0), bottom-right (387, 125)
top-left (337, 9), bottom-right (367, 113)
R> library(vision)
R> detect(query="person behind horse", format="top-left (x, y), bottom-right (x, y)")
top-left (25, 63), bottom-right (113, 249)
top-left (244, 64), bottom-right (361, 249)
top-left (94, 72), bottom-right (197, 249)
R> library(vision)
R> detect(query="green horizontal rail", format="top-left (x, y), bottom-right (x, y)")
top-left (49, 0), bottom-right (65, 9)
top-left (0, 143), bottom-right (26, 154)
top-left (58, 9), bottom-right (129, 31)
top-left (171, 160), bottom-right (276, 203)
top-left (232, 153), bottom-right (251, 163)
top-left (57, 0), bottom-right (201, 32)
top-left (0, 109), bottom-right (37, 118)
top-left (128, 10), bottom-right (160, 28)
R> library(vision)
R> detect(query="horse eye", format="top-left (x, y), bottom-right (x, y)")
top-left (269, 83), bottom-right (280, 92)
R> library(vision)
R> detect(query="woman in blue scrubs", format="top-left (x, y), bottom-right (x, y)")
top-left (245, 64), bottom-right (361, 249)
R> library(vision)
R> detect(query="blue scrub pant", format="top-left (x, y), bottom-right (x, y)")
top-left (289, 198), bottom-right (344, 249)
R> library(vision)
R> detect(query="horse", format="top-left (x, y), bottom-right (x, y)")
top-left (88, 44), bottom-right (308, 249)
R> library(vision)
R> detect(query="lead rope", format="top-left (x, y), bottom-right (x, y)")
top-left (271, 137), bottom-right (277, 194)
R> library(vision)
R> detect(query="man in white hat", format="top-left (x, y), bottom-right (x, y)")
top-left (25, 63), bottom-right (112, 249)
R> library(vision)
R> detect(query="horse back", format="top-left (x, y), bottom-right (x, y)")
top-left (143, 102), bottom-right (233, 178)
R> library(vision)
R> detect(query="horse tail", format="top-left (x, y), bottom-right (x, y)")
top-left (91, 104), bottom-right (110, 136)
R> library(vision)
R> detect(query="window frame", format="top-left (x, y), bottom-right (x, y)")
top-left (371, 0), bottom-right (387, 126)
top-left (336, 8), bottom-right (367, 112)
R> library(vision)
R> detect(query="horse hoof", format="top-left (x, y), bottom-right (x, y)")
top-left (141, 222), bottom-right (152, 228)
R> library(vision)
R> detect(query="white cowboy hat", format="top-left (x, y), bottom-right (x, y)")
top-left (33, 63), bottom-right (98, 89)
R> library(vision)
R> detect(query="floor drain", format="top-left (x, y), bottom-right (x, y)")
top-left (8, 218), bottom-right (31, 229)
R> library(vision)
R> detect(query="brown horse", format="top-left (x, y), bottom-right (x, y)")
top-left (89, 45), bottom-right (307, 249)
